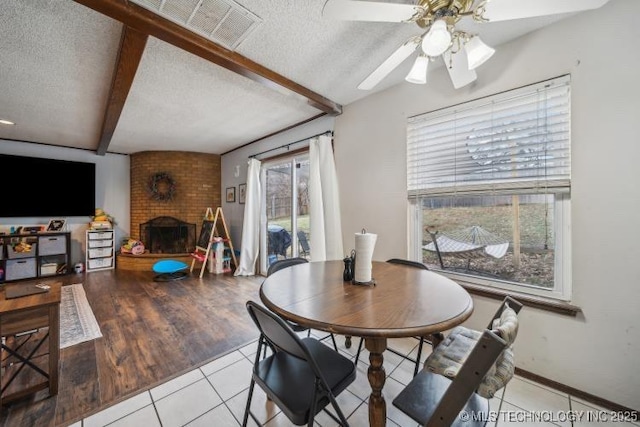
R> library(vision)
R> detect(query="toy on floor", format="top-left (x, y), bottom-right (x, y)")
top-left (152, 260), bottom-right (189, 282)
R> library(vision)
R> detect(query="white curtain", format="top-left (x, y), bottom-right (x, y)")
top-left (309, 134), bottom-right (344, 261)
top-left (234, 158), bottom-right (261, 276)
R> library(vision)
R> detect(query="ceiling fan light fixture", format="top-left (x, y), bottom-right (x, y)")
top-left (465, 36), bottom-right (495, 70)
top-left (421, 19), bottom-right (451, 57)
top-left (324, 0), bottom-right (615, 92)
top-left (405, 55), bottom-right (429, 84)
top-left (444, 50), bottom-right (477, 89)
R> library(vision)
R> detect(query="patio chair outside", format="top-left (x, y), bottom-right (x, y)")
top-left (298, 231), bottom-right (311, 258)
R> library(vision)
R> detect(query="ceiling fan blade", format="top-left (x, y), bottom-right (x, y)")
top-left (358, 37), bottom-right (421, 90)
top-left (443, 50), bottom-right (477, 89)
top-left (322, 0), bottom-right (422, 23)
top-left (482, 0), bottom-right (611, 22)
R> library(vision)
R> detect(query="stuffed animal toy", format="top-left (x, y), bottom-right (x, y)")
top-left (121, 238), bottom-right (145, 255)
top-left (92, 208), bottom-right (116, 224)
top-left (91, 208), bottom-right (116, 230)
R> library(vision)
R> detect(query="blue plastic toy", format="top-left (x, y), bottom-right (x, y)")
top-left (152, 259), bottom-right (189, 282)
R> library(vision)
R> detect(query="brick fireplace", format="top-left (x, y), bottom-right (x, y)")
top-left (118, 151), bottom-right (221, 270)
top-left (140, 216), bottom-right (196, 254)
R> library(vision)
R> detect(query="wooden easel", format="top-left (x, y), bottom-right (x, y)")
top-left (190, 207), bottom-right (238, 278)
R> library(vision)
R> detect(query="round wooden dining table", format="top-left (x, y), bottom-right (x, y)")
top-left (259, 260), bottom-right (474, 427)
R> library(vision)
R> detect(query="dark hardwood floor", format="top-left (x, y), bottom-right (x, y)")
top-left (0, 269), bottom-right (264, 427)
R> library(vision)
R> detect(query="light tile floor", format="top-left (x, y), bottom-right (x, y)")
top-left (68, 332), bottom-right (639, 427)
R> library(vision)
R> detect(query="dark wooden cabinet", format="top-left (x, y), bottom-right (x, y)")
top-left (0, 232), bottom-right (71, 284)
top-left (0, 281), bottom-right (61, 405)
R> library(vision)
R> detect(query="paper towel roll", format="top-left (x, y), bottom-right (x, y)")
top-left (354, 231), bottom-right (377, 283)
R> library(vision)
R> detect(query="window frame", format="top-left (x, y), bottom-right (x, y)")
top-left (407, 76), bottom-right (572, 301)
top-left (259, 151), bottom-right (310, 275)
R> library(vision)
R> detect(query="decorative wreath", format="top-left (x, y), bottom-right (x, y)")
top-left (148, 172), bottom-right (176, 201)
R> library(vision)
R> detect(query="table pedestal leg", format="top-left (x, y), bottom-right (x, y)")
top-left (345, 336), bottom-right (352, 348)
top-left (430, 332), bottom-right (444, 349)
top-left (365, 337), bottom-right (387, 427)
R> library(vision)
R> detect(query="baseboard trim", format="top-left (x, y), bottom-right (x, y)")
top-left (515, 368), bottom-right (639, 415)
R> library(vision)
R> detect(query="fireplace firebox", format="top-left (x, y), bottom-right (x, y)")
top-left (140, 216), bottom-right (196, 254)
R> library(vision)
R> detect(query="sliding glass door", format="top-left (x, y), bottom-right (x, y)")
top-left (260, 153), bottom-right (310, 274)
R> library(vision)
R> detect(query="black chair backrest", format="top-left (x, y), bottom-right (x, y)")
top-left (267, 257), bottom-right (309, 277)
top-left (246, 301), bottom-right (309, 361)
top-left (486, 296), bottom-right (523, 329)
top-left (387, 258), bottom-right (429, 270)
top-left (429, 330), bottom-right (507, 426)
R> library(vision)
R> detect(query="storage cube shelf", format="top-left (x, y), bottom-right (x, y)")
top-left (0, 231), bottom-right (71, 284)
top-left (86, 230), bottom-right (115, 272)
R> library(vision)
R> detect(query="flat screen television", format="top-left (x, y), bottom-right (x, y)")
top-left (0, 154), bottom-right (96, 218)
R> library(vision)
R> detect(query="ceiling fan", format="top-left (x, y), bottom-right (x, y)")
top-left (323, 0), bottom-right (611, 90)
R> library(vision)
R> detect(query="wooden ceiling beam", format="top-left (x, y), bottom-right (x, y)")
top-left (74, 0), bottom-right (342, 116)
top-left (97, 25), bottom-right (148, 155)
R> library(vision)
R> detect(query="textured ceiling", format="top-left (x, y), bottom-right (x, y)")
top-left (109, 36), bottom-right (321, 154)
top-left (0, 0), bottom-right (596, 155)
top-left (0, 0), bottom-right (121, 150)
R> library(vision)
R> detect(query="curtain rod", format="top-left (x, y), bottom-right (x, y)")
top-left (249, 130), bottom-right (333, 159)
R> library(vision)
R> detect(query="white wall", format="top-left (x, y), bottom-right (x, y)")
top-left (0, 140), bottom-right (130, 264)
top-left (334, 0), bottom-right (640, 410)
top-left (221, 115), bottom-right (336, 248)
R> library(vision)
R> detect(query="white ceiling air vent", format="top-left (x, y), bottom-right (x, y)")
top-left (132, 0), bottom-right (262, 50)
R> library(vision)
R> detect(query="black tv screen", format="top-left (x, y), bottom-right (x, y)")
top-left (1, 154), bottom-right (96, 217)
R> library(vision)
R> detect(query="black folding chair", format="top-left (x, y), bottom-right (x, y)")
top-left (243, 301), bottom-right (356, 426)
top-left (266, 257), bottom-right (309, 277)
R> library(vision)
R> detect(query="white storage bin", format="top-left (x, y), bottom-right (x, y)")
top-left (88, 231), bottom-right (113, 240)
top-left (88, 257), bottom-right (113, 270)
top-left (88, 247), bottom-right (113, 258)
top-left (89, 239), bottom-right (113, 249)
top-left (40, 263), bottom-right (58, 275)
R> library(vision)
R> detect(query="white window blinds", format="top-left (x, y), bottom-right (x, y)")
top-left (407, 75), bottom-right (571, 197)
